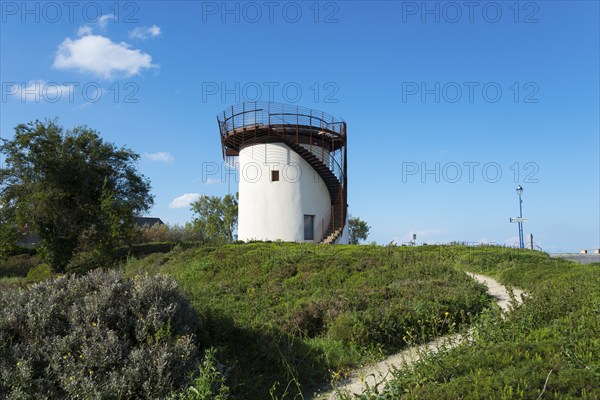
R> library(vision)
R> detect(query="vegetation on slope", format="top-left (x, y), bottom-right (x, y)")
top-left (5, 244), bottom-right (594, 399)
top-left (123, 242), bottom-right (491, 398)
top-left (369, 248), bottom-right (600, 400)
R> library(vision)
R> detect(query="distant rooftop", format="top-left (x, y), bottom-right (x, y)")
top-left (134, 217), bottom-right (165, 227)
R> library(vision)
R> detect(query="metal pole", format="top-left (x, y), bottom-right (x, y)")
top-left (518, 194), bottom-right (524, 249)
top-left (529, 233), bottom-right (534, 250)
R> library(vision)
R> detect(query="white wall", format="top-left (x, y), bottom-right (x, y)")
top-left (238, 143), bottom-right (331, 242)
top-left (335, 215), bottom-right (350, 244)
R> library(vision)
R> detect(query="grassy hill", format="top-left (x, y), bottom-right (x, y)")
top-left (3, 243), bottom-right (597, 399)
top-left (123, 243), bottom-right (491, 398)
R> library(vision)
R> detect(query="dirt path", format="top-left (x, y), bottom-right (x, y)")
top-left (312, 272), bottom-right (524, 399)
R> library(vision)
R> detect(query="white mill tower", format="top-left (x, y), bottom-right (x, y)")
top-left (218, 102), bottom-right (348, 244)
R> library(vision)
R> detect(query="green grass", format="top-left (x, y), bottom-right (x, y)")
top-left (123, 243), bottom-right (492, 399)
top-left (367, 248), bottom-right (600, 399)
top-left (6, 243), bottom-right (592, 399)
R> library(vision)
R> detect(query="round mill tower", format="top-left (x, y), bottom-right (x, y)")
top-left (217, 102), bottom-right (348, 243)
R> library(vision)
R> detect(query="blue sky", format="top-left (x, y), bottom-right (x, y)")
top-left (1, 1), bottom-right (598, 252)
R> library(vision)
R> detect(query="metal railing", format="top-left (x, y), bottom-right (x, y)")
top-left (319, 206), bottom-right (332, 243)
top-left (319, 196), bottom-right (345, 243)
top-left (218, 102), bottom-right (346, 183)
top-left (218, 102), bottom-right (347, 182)
top-left (218, 102), bottom-right (345, 136)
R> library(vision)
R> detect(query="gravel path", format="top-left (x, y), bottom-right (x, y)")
top-left (312, 272), bottom-right (524, 399)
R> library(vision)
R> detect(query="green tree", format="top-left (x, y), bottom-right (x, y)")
top-left (348, 216), bottom-right (370, 244)
top-left (190, 193), bottom-right (238, 243)
top-left (0, 211), bottom-right (18, 256)
top-left (0, 119), bottom-right (153, 271)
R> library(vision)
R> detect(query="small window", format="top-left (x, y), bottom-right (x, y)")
top-left (271, 170), bottom-right (279, 182)
top-left (304, 215), bottom-right (314, 241)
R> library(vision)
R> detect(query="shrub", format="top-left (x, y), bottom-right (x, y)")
top-left (136, 223), bottom-right (172, 243)
top-left (0, 270), bottom-right (201, 399)
top-left (25, 264), bottom-right (51, 283)
top-left (135, 223), bottom-right (202, 244)
top-left (66, 249), bottom-right (114, 274)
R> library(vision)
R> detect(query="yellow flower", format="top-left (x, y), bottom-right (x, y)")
top-left (79, 354), bottom-right (83, 359)
top-left (91, 322), bottom-right (97, 327)
top-left (69, 376), bottom-right (74, 381)
top-left (89, 370), bottom-right (94, 375)
top-left (16, 362), bottom-right (20, 366)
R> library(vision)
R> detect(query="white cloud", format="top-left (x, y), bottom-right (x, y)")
top-left (205, 178), bottom-right (223, 185)
top-left (53, 35), bottom-right (158, 79)
top-left (77, 14), bottom-right (114, 37)
top-left (98, 14), bottom-right (115, 28)
top-left (144, 152), bottom-right (174, 163)
top-left (7, 80), bottom-right (77, 103)
top-left (129, 25), bottom-right (161, 40)
top-left (169, 193), bottom-right (202, 209)
top-left (78, 25), bottom-right (93, 36)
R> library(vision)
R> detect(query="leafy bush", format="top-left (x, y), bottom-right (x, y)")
top-left (0, 269), bottom-right (201, 399)
top-left (24, 264), bottom-right (51, 283)
top-left (137, 223), bottom-right (172, 243)
top-left (135, 223), bottom-right (203, 244)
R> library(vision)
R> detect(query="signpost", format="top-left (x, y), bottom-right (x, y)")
top-left (509, 218), bottom-right (528, 223)
top-left (513, 185), bottom-right (526, 249)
